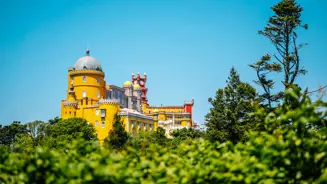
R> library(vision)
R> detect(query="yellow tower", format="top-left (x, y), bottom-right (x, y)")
top-left (61, 49), bottom-right (121, 143)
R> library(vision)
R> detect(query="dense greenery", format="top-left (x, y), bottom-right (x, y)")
top-left (0, 90), bottom-right (326, 183)
top-left (104, 114), bottom-right (129, 149)
top-left (205, 67), bottom-right (257, 144)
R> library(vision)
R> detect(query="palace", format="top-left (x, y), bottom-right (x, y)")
top-left (61, 49), bottom-right (194, 142)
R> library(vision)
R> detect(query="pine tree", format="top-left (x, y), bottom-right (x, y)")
top-left (104, 114), bottom-right (129, 149)
top-left (250, 0), bottom-right (308, 109)
top-left (205, 67), bottom-right (257, 144)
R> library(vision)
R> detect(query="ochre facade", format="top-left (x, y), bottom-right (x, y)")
top-left (61, 50), bottom-right (194, 141)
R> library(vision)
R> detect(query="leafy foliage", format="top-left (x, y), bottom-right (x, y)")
top-left (0, 121), bottom-right (26, 146)
top-left (48, 118), bottom-right (97, 141)
top-left (251, 0), bottom-right (308, 108)
top-left (104, 114), bottom-right (129, 149)
top-left (250, 54), bottom-right (283, 111)
top-left (0, 92), bottom-right (326, 183)
top-left (205, 67), bottom-right (258, 144)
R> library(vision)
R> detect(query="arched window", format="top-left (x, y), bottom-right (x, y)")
top-left (83, 76), bottom-right (86, 82)
top-left (97, 92), bottom-right (100, 98)
top-left (97, 77), bottom-right (100, 83)
top-left (82, 91), bottom-right (86, 98)
top-left (95, 121), bottom-right (98, 127)
top-left (102, 122), bottom-right (105, 128)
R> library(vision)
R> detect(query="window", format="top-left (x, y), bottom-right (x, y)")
top-left (97, 77), bottom-right (100, 83)
top-left (96, 109), bottom-right (99, 116)
top-left (83, 76), bottom-right (86, 82)
top-left (71, 77), bottom-right (74, 84)
top-left (145, 124), bottom-right (148, 131)
top-left (74, 112), bottom-right (76, 116)
top-left (102, 122), bottom-right (105, 128)
top-left (148, 110), bottom-right (150, 114)
top-left (97, 92), bottom-right (100, 98)
top-left (138, 122), bottom-right (142, 130)
top-left (69, 111), bottom-right (71, 116)
top-left (82, 91), bottom-right (86, 98)
top-left (101, 109), bottom-right (106, 117)
top-left (95, 121), bottom-right (98, 127)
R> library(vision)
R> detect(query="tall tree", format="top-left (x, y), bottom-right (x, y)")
top-left (251, 0), bottom-right (308, 108)
top-left (104, 114), bottom-right (129, 149)
top-left (250, 55), bottom-right (283, 111)
top-left (205, 67), bottom-right (257, 144)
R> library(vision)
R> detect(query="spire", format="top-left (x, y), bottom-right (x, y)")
top-left (86, 48), bottom-right (90, 56)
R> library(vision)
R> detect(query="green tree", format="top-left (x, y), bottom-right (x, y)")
top-left (249, 54), bottom-right (283, 111)
top-left (151, 127), bottom-right (168, 146)
top-left (0, 121), bottom-right (27, 146)
top-left (48, 117), bottom-right (61, 125)
top-left (104, 114), bottom-right (129, 149)
top-left (250, 0), bottom-right (308, 108)
top-left (170, 128), bottom-right (202, 139)
top-left (205, 67), bottom-right (257, 144)
top-left (48, 118), bottom-right (97, 147)
top-left (25, 120), bottom-right (50, 147)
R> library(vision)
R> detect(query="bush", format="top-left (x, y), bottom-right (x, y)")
top-left (0, 88), bottom-right (326, 183)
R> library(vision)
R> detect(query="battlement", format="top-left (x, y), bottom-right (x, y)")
top-left (63, 101), bottom-right (78, 107)
top-left (184, 99), bottom-right (194, 106)
top-left (98, 99), bottom-right (119, 105)
top-left (69, 69), bottom-right (105, 77)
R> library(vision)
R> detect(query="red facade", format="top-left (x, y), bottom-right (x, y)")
top-left (132, 73), bottom-right (148, 105)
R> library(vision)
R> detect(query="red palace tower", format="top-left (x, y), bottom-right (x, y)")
top-left (132, 72), bottom-right (148, 106)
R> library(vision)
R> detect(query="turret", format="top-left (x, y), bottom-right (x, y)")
top-left (133, 84), bottom-right (142, 112)
top-left (67, 84), bottom-right (76, 101)
top-left (132, 72), bottom-right (148, 106)
top-left (123, 81), bottom-right (133, 109)
top-left (184, 99), bottom-right (194, 125)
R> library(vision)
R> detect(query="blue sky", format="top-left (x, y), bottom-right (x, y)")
top-left (0, 0), bottom-right (326, 126)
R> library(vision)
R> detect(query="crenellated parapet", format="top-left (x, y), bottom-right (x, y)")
top-left (184, 99), bottom-right (194, 106)
top-left (98, 99), bottom-right (119, 105)
top-left (69, 69), bottom-right (105, 77)
top-left (63, 101), bottom-right (78, 107)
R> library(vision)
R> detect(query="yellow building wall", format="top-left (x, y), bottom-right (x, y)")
top-left (68, 70), bottom-right (106, 100)
top-left (122, 116), bottom-right (156, 136)
top-left (142, 105), bottom-right (192, 128)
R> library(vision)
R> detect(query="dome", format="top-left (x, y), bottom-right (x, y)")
top-left (123, 81), bottom-right (132, 87)
top-left (73, 49), bottom-right (102, 71)
top-left (134, 84), bottom-right (141, 90)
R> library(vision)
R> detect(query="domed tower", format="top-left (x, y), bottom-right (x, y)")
top-left (133, 84), bottom-right (142, 112)
top-left (67, 49), bottom-right (106, 106)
